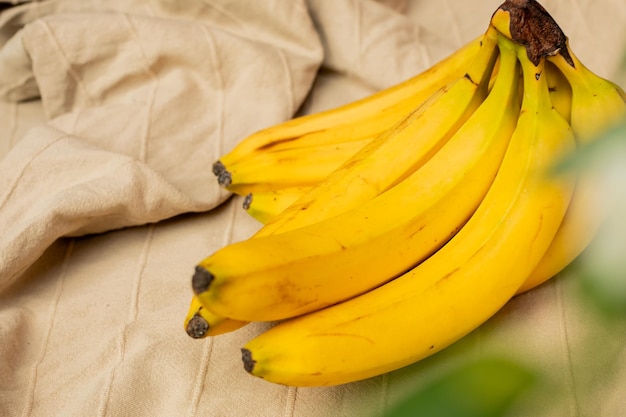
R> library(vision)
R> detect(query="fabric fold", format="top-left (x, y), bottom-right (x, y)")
top-left (0, 1), bottom-right (322, 288)
top-left (1, 1), bottom-right (624, 416)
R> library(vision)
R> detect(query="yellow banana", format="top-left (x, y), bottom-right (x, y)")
top-left (185, 37), bottom-right (481, 337)
top-left (240, 60), bottom-right (570, 226)
top-left (240, 37), bottom-right (576, 387)
top-left (221, 139), bottom-right (369, 194)
top-left (252, 28), bottom-right (500, 238)
top-left (192, 30), bottom-right (517, 322)
top-left (242, 186), bottom-right (308, 224)
top-left (184, 294), bottom-right (248, 338)
top-left (518, 42), bottom-right (626, 293)
top-left (242, 60), bottom-right (571, 227)
top-left (197, 49), bottom-right (493, 332)
top-left (195, 42), bottom-right (494, 330)
top-left (186, 33), bottom-right (489, 339)
top-left (214, 36), bottom-right (483, 173)
top-left (240, 81), bottom-right (573, 299)
top-left (545, 59), bottom-right (573, 123)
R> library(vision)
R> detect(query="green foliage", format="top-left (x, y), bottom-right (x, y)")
top-left (553, 119), bottom-right (626, 175)
top-left (574, 119), bottom-right (626, 317)
top-left (384, 359), bottom-right (535, 417)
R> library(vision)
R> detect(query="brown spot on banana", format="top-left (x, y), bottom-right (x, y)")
top-left (464, 73), bottom-right (479, 86)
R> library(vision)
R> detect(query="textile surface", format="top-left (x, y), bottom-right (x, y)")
top-left (1, 1), bottom-right (625, 416)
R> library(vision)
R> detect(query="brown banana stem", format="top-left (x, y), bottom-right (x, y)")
top-left (497, 0), bottom-right (574, 67)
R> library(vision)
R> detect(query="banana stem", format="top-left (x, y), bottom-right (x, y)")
top-left (494, 0), bottom-right (573, 67)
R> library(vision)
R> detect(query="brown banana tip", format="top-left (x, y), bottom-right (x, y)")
top-left (186, 313), bottom-right (209, 339)
top-left (212, 160), bottom-right (225, 176)
top-left (192, 265), bottom-right (214, 294)
top-left (498, 0), bottom-right (573, 67)
top-left (242, 193), bottom-right (253, 210)
top-left (217, 170), bottom-right (232, 188)
top-left (241, 348), bottom-right (256, 373)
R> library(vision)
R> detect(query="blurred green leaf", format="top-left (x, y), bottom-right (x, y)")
top-left (384, 358), bottom-right (535, 417)
top-left (579, 263), bottom-right (626, 318)
top-left (558, 118), bottom-right (626, 318)
top-left (577, 207), bottom-right (626, 318)
top-left (553, 119), bottom-right (626, 175)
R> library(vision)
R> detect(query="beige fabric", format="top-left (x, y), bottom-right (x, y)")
top-left (0, 1), bottom-right (625, 416)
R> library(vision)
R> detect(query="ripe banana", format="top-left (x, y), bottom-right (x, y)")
top-left (189, 29), bottom-right (500, 330)
top-left (518, 42), bottom-right (626, 293)
top-left (222, 139), bottom-right (369, 194)
top-left (186, 44), bottom-right (498, 334)
top-left (236, 56), bottom-right (570, 227)
top-left (193, 44), bottom-right (500, 331)
top-left (238, 62), bottom-right (569, 227)
top-left (214, 36), bottom-right (482, 173)
top-left (192, 29), bottom-right (518, 322)
top-left (251, 28), bottom-right (500, 239)
top-left (240, 36), bottom-right (576, 387)
top-left (545, 60), bottom-right (573, 124)
top-left (237, 64), bottom-right (574, 321)
top-left (185, 37), bottom-right (482, 337)
top-left (184, 294), bottom-right (247, 338)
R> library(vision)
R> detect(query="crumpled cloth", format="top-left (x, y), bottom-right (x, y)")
top-left (0, 1), bottom-right (625, 416)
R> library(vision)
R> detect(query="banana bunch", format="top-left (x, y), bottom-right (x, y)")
top-left (185, 0), bottom-right (626, 386)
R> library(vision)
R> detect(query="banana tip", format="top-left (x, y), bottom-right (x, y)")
top-left (241, 348), bottom-right (256, 373)
top-left (212, 160), bottom-right (225, 176)
top-left (186, 314), bottom-right (209, 339)
top-left (217, 170), bottom-right (232, 188)
top-left (242, 193), bottom-right (253, 210)
top-left (192, 265), bottom-right (214, 294)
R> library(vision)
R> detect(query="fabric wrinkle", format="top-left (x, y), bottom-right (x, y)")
top-left (20, 239), bottom-right (74, 417)
top-left (0, 1), bottom-right (623, 416)
top-left (555, 278), bottom-right (580, 417)
top-left (95, 225), bottom-right (155, 417)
